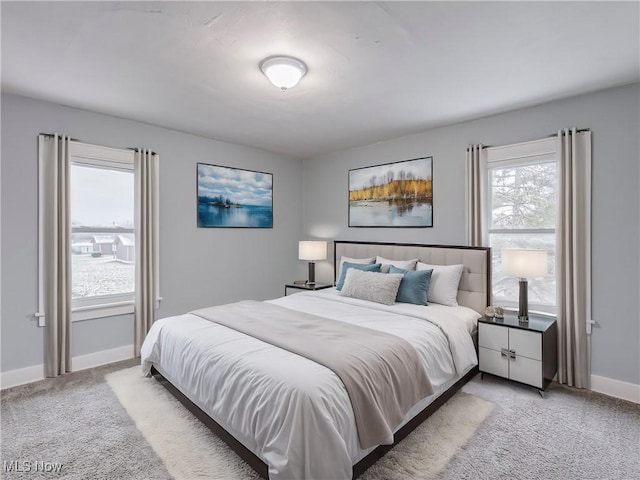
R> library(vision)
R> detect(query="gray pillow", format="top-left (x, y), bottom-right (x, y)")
top-left (337, 256), bottom-right (376, 280)
top-left (375, 256), bottom-right (419, 273)
top-left (339, 269), bottom-right (403, 305)
top-left (336, 261), bottom-right (382, 290)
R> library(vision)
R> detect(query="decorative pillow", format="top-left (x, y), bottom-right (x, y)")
top-left (337, 256), bottom-right (376, 281)
top-left (389, 266), bottom-right (433, 306)
top-left (375, 256), bottom-right (419, 273)
top-left (339, 269), bottom-right (403, 305)
top-left (416, 262), bottom-right (464, 306)
top-left (336, 261), bottom-right (382, 290)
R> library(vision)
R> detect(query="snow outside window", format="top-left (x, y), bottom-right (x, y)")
top-left (69, 143), bottom-right (135, 320)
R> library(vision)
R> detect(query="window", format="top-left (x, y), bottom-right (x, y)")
top-left (486, 138), bottom-right (558, 314)
top-left (38, 141), bottom-right (136, 322)
top-left (37, 135), bottom-right (159, 369)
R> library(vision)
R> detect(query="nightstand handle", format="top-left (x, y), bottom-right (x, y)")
top-left (500, 348), bottom-right (508, 358)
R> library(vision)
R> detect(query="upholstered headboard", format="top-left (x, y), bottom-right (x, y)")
top-left (334, 241), bottom-right (491, 315)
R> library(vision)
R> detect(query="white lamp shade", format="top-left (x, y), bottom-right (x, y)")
top-left (299, 241), bottom-right (327, 261)
top-left (260, 56), bottom-right (307, 91)
top-left (502, 248), bottom-right (548, 278)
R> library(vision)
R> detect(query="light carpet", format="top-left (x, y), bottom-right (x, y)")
top-left (442, 375), bottom-right (640, 480)
top-left (106, 366), bottom-right (494, 480)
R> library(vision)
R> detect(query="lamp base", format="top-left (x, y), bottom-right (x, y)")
top-left (518, 278), bottom-right (529, 323)
top-left (307, 262), bottom-right (316, 285)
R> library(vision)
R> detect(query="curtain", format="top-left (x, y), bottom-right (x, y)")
top-left (39, 134), bottom-right (72, 377)
top-left (556, 128), bottom-right (591, 388)
top-left (465, 144), bottom-right (487, 247)
top-left (134, 149), bottom-right (160, 357)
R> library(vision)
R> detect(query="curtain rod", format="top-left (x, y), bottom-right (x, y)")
top-left (550, 128), bottom-right (590, 137)
top-left (127, 147), bottom-right (158, 156)
top-left (39, 132), bottom-right (80, 142)
top-left (468, 128), bottom-right (591, 151)
top-left (40, 133), bottom-right (157, 155)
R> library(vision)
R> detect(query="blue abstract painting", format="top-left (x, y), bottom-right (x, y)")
top-left (197, 163), bottom-right (273, 228)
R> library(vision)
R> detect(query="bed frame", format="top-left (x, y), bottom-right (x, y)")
top-left (152, 240), bottom-right (491, 479)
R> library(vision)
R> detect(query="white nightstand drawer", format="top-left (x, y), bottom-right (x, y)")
top-left (478, 315), bottom-right (557, 394)
top-left (478, 323), bottom-right (508, 351)
top-left (479, 346), bottom-right (509, 378)
top-left (509, 354), bottom-right (543, 389)
top-left (509, 328), bottom-right (542, 361)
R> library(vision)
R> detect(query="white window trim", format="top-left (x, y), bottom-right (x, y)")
top-left (494, 298), bottom-right (557, 316)
top-left (71, 292), bottom-right (135, 321)
top-left (37, 140), bottom-right (135, 325)
top-left (486, 137), bottom-right (556, 164)
top-left (72, 300), bottom-right (135, 322)
top-left (69, 141), bottom-right (134, 170)
top-left (486, 137), bottom-right (558, 316)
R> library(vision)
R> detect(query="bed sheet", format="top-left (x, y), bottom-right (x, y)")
top-left (141, 290), bottom-right (478, 480)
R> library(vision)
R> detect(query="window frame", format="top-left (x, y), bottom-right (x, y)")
top-left (37, 141), bottom-right (136, 324)
top-left (485, 137), bottom-right (558, 316)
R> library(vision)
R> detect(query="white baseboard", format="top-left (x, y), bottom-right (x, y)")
top-left (3, 350), bottom-right (638, 404)
top-left (0, 364), bottom-right (44, 390)
top-left (591, 374), bottom-right (640, 404)
top-left (0, 344), bottom-right (135, 390)
top-left (72, 344), bottom-right (134, 372)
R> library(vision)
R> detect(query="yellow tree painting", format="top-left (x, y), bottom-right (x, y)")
top-left (349, 157), bottom-right (433, 227)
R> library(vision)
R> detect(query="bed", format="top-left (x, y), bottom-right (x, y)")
top-left (141, 241), bottom-right (491, 479)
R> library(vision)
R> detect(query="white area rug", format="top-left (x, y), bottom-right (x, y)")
top-left (106, 366), bottom-right (494, 480)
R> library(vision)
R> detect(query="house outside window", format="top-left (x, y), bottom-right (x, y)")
top-left (486, 138), bottom-right (558, 315)
top-left (48, 141), bottom-right (136, 321)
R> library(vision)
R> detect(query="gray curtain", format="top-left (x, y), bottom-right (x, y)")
top-left (465, 144), bottom-right (487, 247)
top-left (39, 134), bottom-right (72, 377)
top-left (134, 149), bottom-right (160, 357)
top-left (556, 128), bottom-right (592, 388)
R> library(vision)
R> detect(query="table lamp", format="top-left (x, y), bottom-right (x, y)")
top-left (502, 248), bottom-right (548, 322)
top-left (299, 241), bottom-right (327, 285)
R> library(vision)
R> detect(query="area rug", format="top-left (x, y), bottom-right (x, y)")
top-left (106, 366), bottom-right (494, 480)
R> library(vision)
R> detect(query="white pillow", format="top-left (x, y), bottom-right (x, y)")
top-left (375, 256), bottom-right (419, 273)
top-left (416, 262), bottom-right (464, 306)
top-left (339, 269), bottom-right (403, 305)
top-left (338, 256), bottom-right (375, 280)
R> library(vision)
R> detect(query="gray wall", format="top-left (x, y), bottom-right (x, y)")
top-left (3, 85), bottom-right (639, 387)
top-left (303, 83), bottom-right (640, 386)
top-left (1, 93), bottom-right (304, 372)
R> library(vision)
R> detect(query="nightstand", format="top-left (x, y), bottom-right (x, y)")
top-left (284, 283), bottom-right (333, 296)
top-left (478, 313), bottom-right (557, 397)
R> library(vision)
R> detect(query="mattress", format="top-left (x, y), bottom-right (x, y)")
top-left (141, 288), bottom-right (479, 479)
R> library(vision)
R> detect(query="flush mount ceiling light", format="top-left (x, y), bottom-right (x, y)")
top-left (259, 56), bottom-right (307, 92)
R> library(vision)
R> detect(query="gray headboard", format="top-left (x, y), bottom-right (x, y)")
top-left (334, 241), bottom-right (491, 315)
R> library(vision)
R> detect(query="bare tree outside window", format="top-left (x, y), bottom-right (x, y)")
top-left (489, 161), bottom-right (557, 309)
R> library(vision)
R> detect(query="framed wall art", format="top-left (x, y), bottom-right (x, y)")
top-left (348, 156), bottom-right (433, 228)
top-left (197, 163), bottom-right (273, 228)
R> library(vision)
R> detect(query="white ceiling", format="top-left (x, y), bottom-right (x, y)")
top-left (2, 1), bottom-right (638, 159)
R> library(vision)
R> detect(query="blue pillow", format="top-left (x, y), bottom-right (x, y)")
top-left (336, 262), bottom-right (382, 290)
top-left (389, 266), bottom-right (433, 305)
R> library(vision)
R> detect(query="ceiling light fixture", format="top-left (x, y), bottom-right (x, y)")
top-left (260, 56), bottom-right (307, 92)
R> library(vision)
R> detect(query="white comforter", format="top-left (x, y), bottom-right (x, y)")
top-left (141, 289), bottom-right (479, 480)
